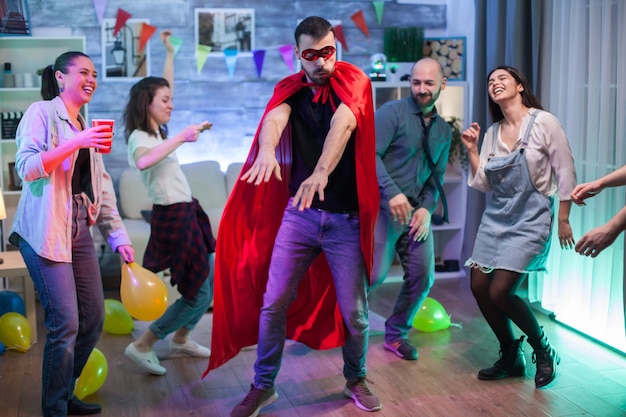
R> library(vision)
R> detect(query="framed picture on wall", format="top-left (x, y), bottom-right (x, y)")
top-left (195, 8), bottom-right (255, 56)
top-left (101, 18), bottom-right (151, 81)
top-left (0, 0), bottom-right (31, 36)
top-left (423, 37), bottom-right (466, 81)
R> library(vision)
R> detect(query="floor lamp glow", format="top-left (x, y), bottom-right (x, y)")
top-left (0, 188), bottom-right (6, 264)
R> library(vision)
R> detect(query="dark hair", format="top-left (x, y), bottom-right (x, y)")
top-left (294, 16), bottom-right (335, 47)
top-left (487, 65), bottom-right (544, 123)
top-left (40, 51), bottom-right (90, 100)
top-left (123, 76), bottom-right (170, 142)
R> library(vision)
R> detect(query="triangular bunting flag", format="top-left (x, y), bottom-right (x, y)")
top-left (224, 49), bottom-right (238, 79)
top-left (138, 23), bottom-right (157, 52)
top-left (113, 8), bottom-right (132, 37)
top-left (253, 50), bottom-right (266, 78)
top-left (373, 1), bottom-right (385, 25)
top-left (333, 24), bottom-right (349, 53)
top-left (278, 44), bottom-right (294, 72)
top-left (351, 10), bottom-right (370, 38)
top-left (169, 36), bottom-right (183, 57)
top-left (93, 0), bottom-right (107, 25)
top-left (196, 45), bottom-right (212, 73)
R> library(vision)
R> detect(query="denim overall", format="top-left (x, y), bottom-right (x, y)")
top-left (467, 111), bottom-right (554, 273)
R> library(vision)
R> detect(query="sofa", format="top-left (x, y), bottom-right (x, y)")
top-left (116, 160), bottom-right (243, 302)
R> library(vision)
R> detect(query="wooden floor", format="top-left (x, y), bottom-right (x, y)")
top-left (1, 275), bottom-right (626, 417)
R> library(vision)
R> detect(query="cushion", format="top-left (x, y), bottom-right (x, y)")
top-left (181, 160), bottom-right (227, 210)
top-left (226, 162), bottom-right (244, 195)
top-left (119, 168), bottom-right (152, 220)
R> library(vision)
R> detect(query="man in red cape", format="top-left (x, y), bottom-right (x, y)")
top-left (205, 16), bottom-right (381, 416)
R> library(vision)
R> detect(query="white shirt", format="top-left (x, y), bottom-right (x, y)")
top-left (468, 110), bottom-right (576, 201)
top-left (127, 129), bottom-right (192, 206)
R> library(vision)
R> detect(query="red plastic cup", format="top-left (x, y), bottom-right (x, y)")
top-left (91, 119), bottom-right (115, 153)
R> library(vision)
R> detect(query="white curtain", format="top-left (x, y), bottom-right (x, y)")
top-left (529, 0), bottom-right (626, 353)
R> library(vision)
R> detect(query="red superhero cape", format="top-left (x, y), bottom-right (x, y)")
top-left (204, 61), bottom-right (378, 376)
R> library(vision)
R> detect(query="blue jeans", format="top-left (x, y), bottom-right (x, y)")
top-left (254, 202), bottom-right (369, 389)
top-left (149, 255), bottom-right (213, 339)
top-left (16, 196), bottom-right (103, 417)
top-left (371, 201), bottom-right (435, 343)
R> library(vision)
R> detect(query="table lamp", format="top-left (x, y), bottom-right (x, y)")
top-left (0, 188), bottom-right (6, 264)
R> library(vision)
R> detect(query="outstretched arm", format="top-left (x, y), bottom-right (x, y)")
top-left (572, 164), bottom-right (626, 205)
top-left (161, 30), bottom-right (174, 94)
top-left (575, 205), bottom-right (626, 257)
top-left (133, 122), bottom-right (212, 170)
top-left (240, 103), bottom-right (291, 185)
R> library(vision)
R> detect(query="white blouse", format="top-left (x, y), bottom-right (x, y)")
top-left (468, 109), bottom-right (576, 201)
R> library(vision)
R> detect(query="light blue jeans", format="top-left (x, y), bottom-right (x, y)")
top-left (148, 253), bottom-right (213, 339)
top-left (371, 201), bottom-right (435, 343)
top-left (254, 202), bottom-right (369, 389)
top-left (16, 196), bottom-right (103, 417)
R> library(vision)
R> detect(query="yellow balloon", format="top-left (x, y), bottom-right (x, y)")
top-left (74, 348), bottom-right (108, 400)
top-left (103, 299), bottom-right (134, 335)
top-left (120, 262), bottom-right (168, 321)
top-left (0, 312), bottom-right (31, 352)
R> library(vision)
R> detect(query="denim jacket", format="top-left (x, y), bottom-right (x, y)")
top-left (10, 97), bottom-right (131, 262)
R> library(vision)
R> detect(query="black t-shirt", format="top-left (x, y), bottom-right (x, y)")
top-left (285, 87), bottom-right (358, 213)
top-left (72, 148), bottom-right (93, 201)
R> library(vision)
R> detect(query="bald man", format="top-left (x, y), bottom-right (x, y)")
top-left (370, 57), bottom-right (451, 360)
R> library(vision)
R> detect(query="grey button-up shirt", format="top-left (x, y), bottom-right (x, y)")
top-left (375, 95), bottom-right (451, 214)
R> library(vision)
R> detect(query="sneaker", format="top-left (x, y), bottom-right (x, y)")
top-left (169, 339), bottom-right (211, 358)
top-left (384, 339), bottom-right (418, 360)
top-left (230, 384), bottom-right (278, 417)
top-left (124, 343), bottom-right (167, 375)
top-left (344, 378), bottom-right (382, 412)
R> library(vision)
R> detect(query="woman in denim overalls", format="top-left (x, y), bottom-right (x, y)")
top-left (461, 66), bottom-right (576, 388)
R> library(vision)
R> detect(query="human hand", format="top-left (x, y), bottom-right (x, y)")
top-left (388, 193), bottom-right (413, 225)
top-left (558, 219), bottom-right (575, 249)
top-left (161, 30), bottom-right (174, 54)
top-left (292, 171), bottom-right (328, 211)
top-left (117, 244), bottom-right (135, 263)
top-left (461, 122), bottom-right (481, 153)
top-left (571, 180), bottom-right (603, 205)
top-left (197, 121), bottom-right (212, 132)
top-left (75, 125), bottom-right (114, 152)
top-left (240, 149), bottom-right (282, 185)
top-left (177, 124), bottom-right (205, 143)
top-left (574, 223), bottom-right (618, 257)
top-left (409, 207), bottom-right (431, 242)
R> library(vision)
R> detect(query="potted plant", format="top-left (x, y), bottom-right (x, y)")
top-left (446, 116), bottom-right (468, 174)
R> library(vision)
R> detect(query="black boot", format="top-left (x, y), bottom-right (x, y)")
top-left (532, 331), bottom-right (560, 388)
top-left (478, 336), bottom-right (526, 380)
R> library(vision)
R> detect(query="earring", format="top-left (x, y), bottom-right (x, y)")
top-left (59, 85), bottom-right (64, 93)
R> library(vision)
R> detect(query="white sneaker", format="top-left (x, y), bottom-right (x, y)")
top-left (169, 339), bottom-right (211, 358)
top-left (124, 343), bottom-right (167, 375)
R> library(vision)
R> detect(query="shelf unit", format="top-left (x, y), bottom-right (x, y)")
top-left (372, 81), bottom-right (469, 280)
top-left (432, 170), bottom-right (467, 279)
top-left (0, 36), bottom-right (86, 248)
